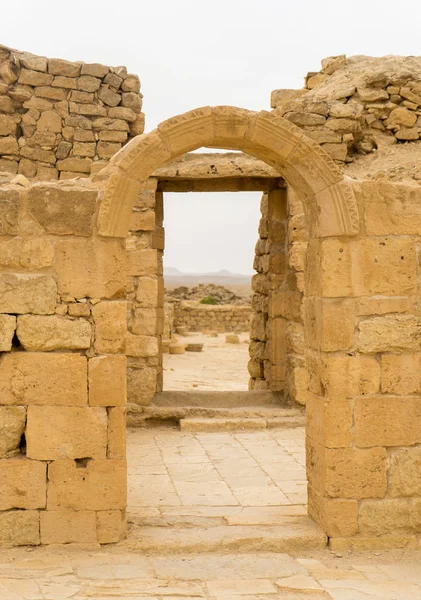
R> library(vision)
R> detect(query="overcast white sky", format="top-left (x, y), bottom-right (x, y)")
top-left (4, 0), bottom-right (421, 273)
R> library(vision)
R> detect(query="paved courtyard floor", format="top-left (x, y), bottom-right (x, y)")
top-left (1, 426), bottom-right (421, 598)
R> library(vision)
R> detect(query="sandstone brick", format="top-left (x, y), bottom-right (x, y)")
top-left (78, 75), bottom-right (101, 92)
top-left (47, 459), bottom-right (126, 510)
top-left (127, 249), bottom-right (159, 277)
top-left (48, 58), bottom-right (80, 77)
top-left (127, 366), bottom-right (156, 405)
top-left (129, 210), bottom-right (155, 232)
top-left (121, 91), bottom-right (142, 113)
top-left (0, 352), bottom-right (87, 406)
top-left (108, 106), bottom-right (136, 122)
top-left (0, 406), bottom-right (26, 457)
top-left (121, 74), bottom-right (140, 93)
top-left (34, 85), bottom-right (68, 100)
top-left (308, 487), bottom-right (358, 537)
top-left (0, 314), bottom-right (16, 351)
top-left (0, 273), bottom-right (56, 315)
top-left (355, 396), bottom-right (421, 447)
top-left (0, 135), bottom-right (18, 154)
top-left (98, 129), bottom-right (128, 142)
top-left (108, 407), bottom-right (126, 459)
top-left (97, 510), bottom-right (127, 543)
top-left (37, 110), bottom-right (62, 133)
top-left (40, 510), bottom-right (97, 544)
top-left (17, 315), bottom-right (91, 351)
top-left (306, 394), bottom-right (353, 448)
top-left (320, 238), bottom-right (417, 297)
top-left (81, 63), bottom-right (109, 78)
top-left (56, 157), bottom-right (92, 173)
top-left (0, 238), bottom-right (54, 271)
top-left (98, 85), bottom-right (120, 107)
top-left (321, 354), bottom-right (380, 398)
top-left (0, 458), bottom-right (46, 510)
top-left (26, 406), bottom-right (107, 460)
top-left (54, 238), bottom-right (126, 298)
top-left (89, 355), bottom-right (126, 407)
top-left (358, 315), bottom-right (421, 353)
top-left (97, 140), bottom-right (122, 158)
top-left (18, 68), bottom-right (53, 86)
top-left (382, 354), bottom-right (421, 394)
top-left (357, 296), bottom-right (411, 315)
top-left (388, 447), bottom-right (421, 498)
top-left (92, 117), bottom-right (129, 131)
top-left (358, 499), bottom-right (421, 536)
top-left (131, 308), bottom-right (157, 335)
top-left (92, 301), bottom-right (126, 353)
top-left (0, 114), bottom-right (17, 136)
top-left (304, 297), bottom-right (355, 351)
top-left (73, 141), bottom-right (96, 157)
top-left (136, 277), bottom-right (158, 307)
top-left (68, 302), bottom-right (90, 317)
top-left (0, 510), bottom-right (40, 546)
top-left (126, 333), bottom-right (158, 357)
top-left (27, 184), bottom-right (97, 236)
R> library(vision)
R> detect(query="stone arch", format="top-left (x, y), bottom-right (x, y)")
top-left (96, 106), bottom-right (359, 239)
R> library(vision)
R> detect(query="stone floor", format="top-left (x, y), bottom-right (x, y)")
top-left (163, 332), bottom-right (250, 391)
top-left (1, 427), bottom-right (421, 598)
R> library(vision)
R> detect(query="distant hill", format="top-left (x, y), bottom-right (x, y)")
top-left (164, 267), bottom-right (252, 296)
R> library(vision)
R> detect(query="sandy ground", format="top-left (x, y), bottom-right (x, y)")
top-left (163, 332), bottom-right (250, 391)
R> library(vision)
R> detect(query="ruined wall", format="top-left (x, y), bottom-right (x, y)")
top-left (172, 301), bottom-right (251, 333)
top-left (0, 179), bottom-right (127, 546)
top-left (0, 44), bottom-right (144, 180)
top-left (249, 188), bottom-right (307, 403)
top-left (272, 55), bottom-right (421, 164)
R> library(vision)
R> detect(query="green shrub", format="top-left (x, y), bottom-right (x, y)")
top-left (199, 296), bottom-right (218, 305)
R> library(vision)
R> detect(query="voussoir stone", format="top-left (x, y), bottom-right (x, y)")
top-left (0, 273), bottom-right (56, 315)
top-left (0, 407), bottom-right (26, 457)
top-left (17, 315), bottom-right (91, 351)
top-left (27, 185), bottom-right (97, 236)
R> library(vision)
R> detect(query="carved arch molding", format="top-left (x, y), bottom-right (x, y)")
top-left (96, 106), bottom-right (359, 239)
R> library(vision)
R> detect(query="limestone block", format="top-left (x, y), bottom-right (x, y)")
top-left (56, 157), bottom-right (92, 173)
top-left (0, 352), bottom-right (87, 406)
top-left (388, 447), bottom-right (421, 498)
top-left (54, 238), bottom-right (126, 298)
top-left (250, 312), bottom-right (266, 341)
top-left (27, 185), bottom-right (97, 236)
top-left (47, 459), bottom-right (126, 510)
top-left (357, 296), bottom-right (411, 316)
top-left (78, 75), bottom-right (101, 92)
top-left (307, 438), bottom-right (387, 499)
top-left (97, 510), bottom-right (127, 543)
top-left (129, 210), bottom-right (155, 231)
top-left (306, 394), bottom-right (353, 448)
top-left (108, 407), bottom-right (126, 459)
top-left (19, 68), bottom-right (53, 86)
top-left (358, 315), bottom-right (421, 353)
top-left (127, 249), bottom-right (158, 276)
top-left (304, 297), bottom-right (355, 352)
top-left (382, 354), bottom-right (421, 394)
top-left (68, 302), bottom-right (90, 317)
top-left (271, 291), bottom-right (302, 321)
top-left (37, 110), bottom-right (62, 133)
top-left (17, 315), bottom-right (91, 351)
top-left (136, 277), bottom-right (158, 307)
top-left (108, 106), bottom-right (136, 122)
top-left (0, 458), bottom-right (46, 510)
top-left (320, 238), bottom-right (417, 297)
top-left (40, 510), bottom-right (97, 544)
top-left (127, 366), bottom-right (156, 405)
top-left (89, 355), bottom-right (126, 406)
top-left (0, 406), bottom-right (26, 457)
top-left (98, 85), bottom-right (120, 107)
top-left (126, 333), bottom-right (158, 357)
top-left (321, 354), bottom-right (380, 398)
top-left (0, 188), bottom-right (19, 234)
top-left (0, 273), bottom-right (56, 315)
top-left (355, 396), bottom-right (421, 447)
top-left (358, 499), bottom-right (421, 536)
top-left (0, 114), bottom-right (18, 136)
top-left (26, 406), bottom-right (107, 460)
top-left (0, 510), bottom-right (40, 546)
top-left (48, 58), bottom-right (80, 77)
top-left (81, 63), bottom-right (109, 78)
top-left (92, 300), bottom-right (126, 354)
top-left (288, 242), bottom-right (307, 272)
top-left (0, 314), bottom-right (16, 351)
top-left (131, 308), bottom-right (157, 335)
top-left (97, 141), bottom-right (122, 158)
top-left (308, 487), bottom-right (358, 537)
top-left (0, 135), bottom-right (18, 154)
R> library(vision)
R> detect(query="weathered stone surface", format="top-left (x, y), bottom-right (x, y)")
top-left (0, 406), bottom-right (26, 457)
top-left (127, 249), bottom-right (158, 277)
top-left (27, 185), bottom-right (97, 236)
top-left (107, 407), bottom-right (126, 459)
top-left (131, 308), bottom-right (157, 335)
top-left (0, 352), bottom-right (87, 405)
top-left (26, 406), bottom-right (107, 459)
top-left (47, 459), bottom-right (126, 510)
top-left (0, 274), bottom-right (56, 315)
top-left (0, 188), bottom-right (19, 234)
top-left (54, 239), bottom-right (126, 298)
top-left (0, 238), bottom-right (54, 271)
top-left (97, 510), bottom-right (127, 543)
top-left (359, 499), bottom-right (421, 536)
top-left (49, 58), bottom-right (81, 77)
top-left (321, 354), bottom-right (380, 398)
top-left (56, 157), bottom-right (92, 173)
top-left (0, 510), bottom-right (40, 546)
top-left (355, 396), bottom-right (421, 447)
top-left (388, 447), bottom-right (421, 497)
top-left (358, 315), bottom-right (421, 353)
top-left (126, 333), bottom-right (158, 357)
top-left (382, 354), bottom-right (421, 394)
top-left (92, 301), bottom-right (126, 353)
top-left (136, 277), bottom-right (158, 307)
top-left (0, 314), bottom-right (16, 351)
top-left (89, 355), bottom-right (126, 406)
top-left (17, 315), bottom-right (91, 351)
top-left (127, 367), bottom-right (156, 405)
top-left (0, 459), bottom-right (46, 509)
top-left (40, 510), bottom-right (97, 544)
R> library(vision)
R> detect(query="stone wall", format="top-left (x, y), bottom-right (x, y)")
top-left (0, 178), bottom-right (127, 546)
top-left (172, 301), bottom-right (251, 333)
top-left (271, 55), bottom-right (421, 163)
top-left (0, 44), bottom-right (144, 180)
